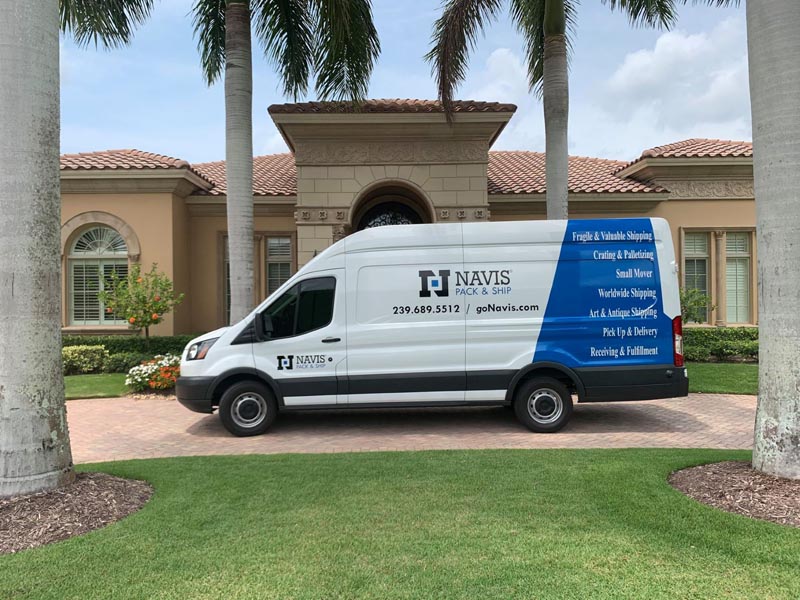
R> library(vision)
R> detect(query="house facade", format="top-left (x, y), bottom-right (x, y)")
top-left (60, 99), bottom-right (756, 336)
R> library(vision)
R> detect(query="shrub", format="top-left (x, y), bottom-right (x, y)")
top-left (62, 345), bottom-right (110, 375)
top-left (125, 354), bottom-right (181, 392)
top-left (104, 352), bottom-right (152, 374)
top-left (683, 327), bottom-right (759, 362)
top-left (680, 288), bottom-right (716, 324)
top-left (63, 335), bottom-right (195, 356)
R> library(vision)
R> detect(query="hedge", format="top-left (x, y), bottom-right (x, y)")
top-left (62, 335), bottom-right (195, 355)
top-left (103, 352), bottom-right (153, 374)
top-left (684, 327), bottom-right (758, 362)
top-left (62, 345), bottom-right (110, 375)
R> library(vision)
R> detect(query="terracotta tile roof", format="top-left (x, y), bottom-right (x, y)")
top-left (640, 138), bottom-right (752, 159)
top-left (193, 153), bottom-right (296, 196)
top-left (268, 98), bottom-right (517, 114)
top-left (60, 149), bottom-right (214, 184)
top-left (615, 138), bottom-right (753, 174)
top-left (61, 149), bottom-right (192, 171)
top-left (487, 151), bottom-right (665, 195)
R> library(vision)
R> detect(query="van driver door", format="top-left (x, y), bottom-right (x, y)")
top-left (252, 271), bottom-right (346, 407)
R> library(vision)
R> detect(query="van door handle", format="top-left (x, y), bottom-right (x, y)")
top-left (322, 337), bottom-right (341, 343)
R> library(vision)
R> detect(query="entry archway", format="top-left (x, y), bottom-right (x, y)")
top-left (351, 182), bottom-right (434, 232)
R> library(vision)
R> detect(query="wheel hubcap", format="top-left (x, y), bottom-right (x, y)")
top-left (231, 393), bottom-right (268, 428)
top-left (527, 388), bottom-right (563, 424)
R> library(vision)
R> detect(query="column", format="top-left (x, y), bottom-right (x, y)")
top-left (714, 230), bottom-right (727, 327)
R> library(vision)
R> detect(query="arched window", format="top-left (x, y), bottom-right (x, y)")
top-left (356, 201), bottom-right (424, 231)
top-left (68, 226), bottom-right (129, 325)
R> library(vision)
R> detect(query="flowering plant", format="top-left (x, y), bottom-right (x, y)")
top-left (125, 354), bottom-right (181, 392)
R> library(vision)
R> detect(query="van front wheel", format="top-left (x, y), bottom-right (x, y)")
top-left (513, 377), bottom-right (573, 433)
top-left (218, 381), bottom-right (278, 437)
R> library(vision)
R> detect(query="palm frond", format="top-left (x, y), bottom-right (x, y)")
top-left (425, 0), bottom-right (504, 119)
top-left (252, 0), bottom-right (315, 99)
top-left (192, 0), bottom-right (226, 85)
top-left (310, 0), bottom-right (381, 102)
top-left (60, 0), bottom-right (154, 48)
top-left (510, 0), bottom-right (578, 97)
top-left (685, 0), bottom-right (741, 6)
top-left (601, 0), bottom-right (678, 29)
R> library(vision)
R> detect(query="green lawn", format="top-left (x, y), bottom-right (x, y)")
top-left (688, 362), bottom-right (758, 395)
top-left (1, 450), bottom-right (798, 599)
top-left (65, 373), bottom-right (127, 400)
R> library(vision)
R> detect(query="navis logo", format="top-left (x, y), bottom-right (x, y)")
top-left (418, 269), bottom-right (450, 297)
top-left (277, 354), bottom-right (331, 370)
top-left (418, 269), bottom-right (511, 297)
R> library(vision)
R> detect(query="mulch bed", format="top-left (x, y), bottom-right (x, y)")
top-left (670, 461), bottom-right (800, 528)
top-left (0, 472), bottom-right (153, 555)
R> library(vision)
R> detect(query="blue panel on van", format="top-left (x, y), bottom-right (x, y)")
top-left (532, 218), bottom-right (674, 367)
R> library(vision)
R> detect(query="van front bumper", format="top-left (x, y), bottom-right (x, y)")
top-left (176, 376), bottom-right (215, 413)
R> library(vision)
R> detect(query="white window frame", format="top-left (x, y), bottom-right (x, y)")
top-left (68, 226), bottom-right (129, 326)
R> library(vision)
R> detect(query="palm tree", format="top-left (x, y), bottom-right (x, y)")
top-left (0, 1), bottom-right (155, 498)
top-left (193, 0), bottom-right (380, 323)
top-left (427, 0), bottom-right (738, 220)
top-left (747, 0), bottom-right (800, 479)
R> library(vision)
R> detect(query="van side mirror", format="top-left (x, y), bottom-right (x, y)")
top-left (255, 312), bottom-right (274, 341)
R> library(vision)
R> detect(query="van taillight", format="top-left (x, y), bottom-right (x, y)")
top-left (673, 316), bottom-right (684, 367)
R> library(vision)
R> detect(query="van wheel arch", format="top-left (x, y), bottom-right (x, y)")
top-left (210, 369), bottom-right (283, 409)
top-left (506, 363), bottom-right (585, 405)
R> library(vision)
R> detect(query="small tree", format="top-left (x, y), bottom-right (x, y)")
top-left (100, 263), bottom-right (184, 338)
top-left (680, 287), bottom-right (716, 324)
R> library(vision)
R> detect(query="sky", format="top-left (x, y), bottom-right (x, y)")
top-left (60, 0), bottom-right (749, 164)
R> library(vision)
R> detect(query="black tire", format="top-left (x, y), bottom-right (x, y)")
top-left (218, 381), bottom-right (278, 437)
top-left (513, 376), bottom-right (573, 433)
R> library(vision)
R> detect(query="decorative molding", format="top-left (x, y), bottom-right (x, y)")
top-left (667, 180), bottom-right (754, 199)
top-left (61, 211), bottom-right (141, 261)
top-left (332, 225), bottom-right (349, 242)
top-left (474, 208), bottom-right (486, 219)
top-left (336, 210), bottom-right (346, 221)
top-left (295, 140), bottom-right (489, 165)
top-left (439, 209), bottom-right (450, 220)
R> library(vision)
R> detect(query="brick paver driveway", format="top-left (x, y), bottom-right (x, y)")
top-left (67, 393), bottom-right (756, 463)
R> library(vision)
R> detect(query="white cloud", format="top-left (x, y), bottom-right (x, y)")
top-left (474, 17), bottom-right (750, 161)
top-left (465, 48), bottom-right (545, 152)
top-left (589, 16), bottom-right (751, 157)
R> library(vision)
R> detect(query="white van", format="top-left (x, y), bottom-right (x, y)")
top-left (177, 218), bottom-right (688, 436)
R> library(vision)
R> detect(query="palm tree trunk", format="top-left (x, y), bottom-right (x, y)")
top-left (0, 1), bottom-right (74, 497)
top-left (748, 0), bottom-right (800, 479)
top-left (542, 0), bottom-right (569, 220)
top-left (225, 0), bottom-right (255, 324)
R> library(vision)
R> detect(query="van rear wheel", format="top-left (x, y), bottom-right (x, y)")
top-left (218, 381), bottom-right (278, 437)
top-left (513, 377), bottom-right (573, 433)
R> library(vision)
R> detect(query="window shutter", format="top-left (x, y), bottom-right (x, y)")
top-left (72, 263), bottom-right (101, 323)
top-left (684, 232), bottom-right (709, 256)
top-left (726, 258), bottom-right (750, 323)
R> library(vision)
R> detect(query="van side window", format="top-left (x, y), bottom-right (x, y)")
top-left (296, 277), bottom-right (336, 335)
top-left (262, 276), bottom-right (336, 340)
top-left (265, 285), bottom-right (299, 339)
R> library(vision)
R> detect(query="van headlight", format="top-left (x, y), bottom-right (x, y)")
top-left (186, 338), bottom-right (218, 361)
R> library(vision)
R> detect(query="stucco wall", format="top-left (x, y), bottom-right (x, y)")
top-left (61, 192), bottom-right (179, 336)
top-left (187, 211), bottom-right (297, 332)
